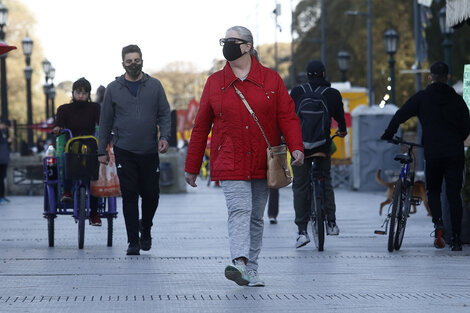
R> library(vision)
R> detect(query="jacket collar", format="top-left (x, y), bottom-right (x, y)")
top-left (115, 72), bottom-right (150, 87)
top-left (222, 55), bottom-right (264, 90)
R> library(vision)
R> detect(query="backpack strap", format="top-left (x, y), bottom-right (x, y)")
top-left (314, 86), bottom-right (330, 95)
top-left (300, 83), bottom-right (314, 94)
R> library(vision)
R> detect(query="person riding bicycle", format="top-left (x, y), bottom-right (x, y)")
top-left (290, 60), bottom-right (347, 248)
top-left (52, 77), bottom-right (102, 226)
top-left (381, 61), bottom-right (470, 251)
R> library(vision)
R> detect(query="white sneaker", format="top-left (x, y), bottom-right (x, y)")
top-left (326, 221), bottom-right (340, 236)
top-left (295, 231), bottom-right (310, 248)
top-left (224, 260), bottom-right (249, 286)
top-left (269, 217), bottom-right (278, 224)
top-left (247, 269), bottom-right (265, 287)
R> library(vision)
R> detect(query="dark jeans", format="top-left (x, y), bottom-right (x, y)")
top-left (114, 146), bottom-right (160, 245)
top-left (0, 163), bottom-right (7, 198)
top-left (292, 155), bottom-right (336, 232)
top-left (267, 188), bottom-right (279, 218)
top-left (426, 153), bottom-right (465, 236)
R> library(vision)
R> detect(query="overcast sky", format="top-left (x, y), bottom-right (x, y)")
top-left (20, 0), bottom-right (298, 90)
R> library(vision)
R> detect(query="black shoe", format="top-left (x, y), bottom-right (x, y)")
top-left (126, 244), bottom-right (140, 255)
top-left (451, 235), bottom-right (462, 251)
top-left (140, 233), bottom-right (152, 251)
top-left (139, 219), bottom-right (152, 251)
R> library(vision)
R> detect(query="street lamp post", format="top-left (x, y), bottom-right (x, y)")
top-left (337, 50), bottom-right (351, 82)
top-left (0, 1), bottom-right (9, 121)
top-left (383, 28), bottom-right (399, 105)
top-left (439, 6), bottom-right (454, 84)
top-left (48, 67), bottom-right (55, 119)
top-left (42, 59), bottom-right (51, 119)
top-left (22, 35), bottom-right (34, 147)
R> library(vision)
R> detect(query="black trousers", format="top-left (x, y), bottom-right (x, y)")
top-left (114, 146), bottom-right (160, 245)
top-left (267, 188), bottom-right (279, 218)
top-left (0, 163), bottom-right (6, 198)
top-left (425, 153), bottom-right (464, 236)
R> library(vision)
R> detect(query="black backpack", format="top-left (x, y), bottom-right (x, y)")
top-left (296, 84), bottom-right (330, 149)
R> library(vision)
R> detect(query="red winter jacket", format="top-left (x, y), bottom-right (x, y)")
top-left (185, 56), bottom-right (303, 181)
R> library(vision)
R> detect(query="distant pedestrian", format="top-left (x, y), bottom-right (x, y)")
top-left (290, 60), bottom-right (347, 248)
top-left (184, 25), bottom-right (304, 287)
top-left (98, 44), bottom-right (171, 256)
top-left (267, 188), bottom-right (279, 224)
top-left (95, 85), bottom-right (106, 106)
top-left (0, 119), bottom-right (11, 204)
top-left (381, 61), bottom-right (470, 251)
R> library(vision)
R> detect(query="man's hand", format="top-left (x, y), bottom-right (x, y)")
top-left (159, 139), bottom-right (169, 153)
top-left (98, 155), bottom-right (110, 165)
top-left (380, 131), bottom-right (394, 141)
top-left (185, 172), bottom-right (198, 187)
top-left (291, 150), bottom-right (304, 167)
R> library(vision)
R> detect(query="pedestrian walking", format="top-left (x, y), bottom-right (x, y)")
top-left (98, 44), bottom-right (171, 256)
top-left (0, 119), bottom-right (11, 204)
top-left (381, 61), bottom-right (470, 251)
top-left (52, 77), bottom-right (102, 225)
top-left (184, 25), bottom-right (304, 287)
top-left (290, 60), bottom-right (347, 248)
top-left (267, 188), bottom-right (279, 224)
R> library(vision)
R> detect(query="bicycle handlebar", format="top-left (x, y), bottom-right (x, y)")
top-left (385, 136), bottom-right (423, 148)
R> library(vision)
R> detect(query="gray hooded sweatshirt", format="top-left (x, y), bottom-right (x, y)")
top-left (98, 73), bottom-right (171, 155)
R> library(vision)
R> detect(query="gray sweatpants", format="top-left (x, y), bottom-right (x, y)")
top-left (220, 179), bottom-right (269, 271)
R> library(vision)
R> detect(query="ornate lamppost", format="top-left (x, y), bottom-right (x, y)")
top-left (21, 35), bottom-right (34, 147)
top-left (337, 50), bottom-right (351, 82)
top-left (42, 59), bottom-right (51, 119)
top-left (0, 1), bottom-right (9, 121)
top-left (383, 28), bottom-right (399, 105)
top-left (48, 66), bottom-right (55, 119)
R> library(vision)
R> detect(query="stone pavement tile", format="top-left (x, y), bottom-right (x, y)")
top-left (1, 184), bottom-right (470, 312)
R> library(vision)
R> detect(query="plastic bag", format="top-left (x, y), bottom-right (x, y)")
top-left (90, 143), bottom-right (121, 197)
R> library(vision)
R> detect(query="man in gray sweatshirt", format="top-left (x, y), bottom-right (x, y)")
top-left (98, 44), bottom-right (171, 255)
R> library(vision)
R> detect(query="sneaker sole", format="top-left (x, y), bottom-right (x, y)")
top-left (248, 281), bottom-right (265, 287)
top-left (224, 265), bottom-right (249, 286)
top-left (295, 239), bottom-right (310, 249)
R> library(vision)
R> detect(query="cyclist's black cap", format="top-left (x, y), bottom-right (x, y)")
top-left (72, 77), bottom-right (91, 93)
top-left (307, 60), bottom-right (325, 78)
top-left (430, 61), bottom-right (449, 77)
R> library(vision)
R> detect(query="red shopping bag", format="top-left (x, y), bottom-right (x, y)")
top-left (90, 143), bottom-right (121, 197)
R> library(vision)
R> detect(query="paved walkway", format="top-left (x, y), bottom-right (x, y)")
top-left (1, 182), bottom-right (470, 313)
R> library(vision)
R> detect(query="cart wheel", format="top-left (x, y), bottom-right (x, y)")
top-left (78, 186), bottom-right (86, 249)
top-left (47, 216), bottom-right (55, 247)
top-left (107, 216), bottom-right (113, 247)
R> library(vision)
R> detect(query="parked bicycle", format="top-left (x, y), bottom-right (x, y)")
top-left (308, 134), bottom-right (340, 251)
top-left (375, 136), bottom-right (423, 252)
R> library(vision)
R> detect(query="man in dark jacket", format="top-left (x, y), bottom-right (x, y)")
top-left (290, 60), bottom-right (347, 248)
top-left (98, 45), bottom-right (171, 255)
top-left (381, 61), bottom-right (470, 251)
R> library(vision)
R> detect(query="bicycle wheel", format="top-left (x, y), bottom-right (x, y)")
top-left (394, 181), bottom-right (412, 250)
top-left (310, 181), bottom-right (325, 251)
top-left (107, 216), bottom-right (113, 247)
top-left (388, 180), bottom-right (402, 252)
top-left (78, 186), bottom-right (86, 249)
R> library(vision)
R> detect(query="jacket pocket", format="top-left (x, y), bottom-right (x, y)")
top-left (211, 136), bottom-right (235, 171)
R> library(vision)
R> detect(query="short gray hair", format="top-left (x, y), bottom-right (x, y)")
top-left (226, 26), bottom-right (259, 61)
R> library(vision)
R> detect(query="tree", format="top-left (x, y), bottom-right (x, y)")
top-left (292, 0), bottom-right (430, 113)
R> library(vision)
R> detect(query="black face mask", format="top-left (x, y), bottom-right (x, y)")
top-left (223, 43), bottom-right (246, 61)
top-left (124, 63), bottom-right (143, 78)
top-left (73, 100), bottom-right (88, 105)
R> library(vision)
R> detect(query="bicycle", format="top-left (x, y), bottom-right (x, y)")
top-left (307, 134), bottom-right (340, 252)
top-left (43, 129), bottom-right (118, 249)
top-left (375, 136), bottom-right (423, 252)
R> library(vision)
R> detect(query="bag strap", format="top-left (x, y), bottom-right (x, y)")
top-left (233, 85), bottom-right (272, 149)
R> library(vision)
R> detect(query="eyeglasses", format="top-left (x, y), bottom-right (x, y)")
top-left (219, 37), bottom-right (248, 46)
